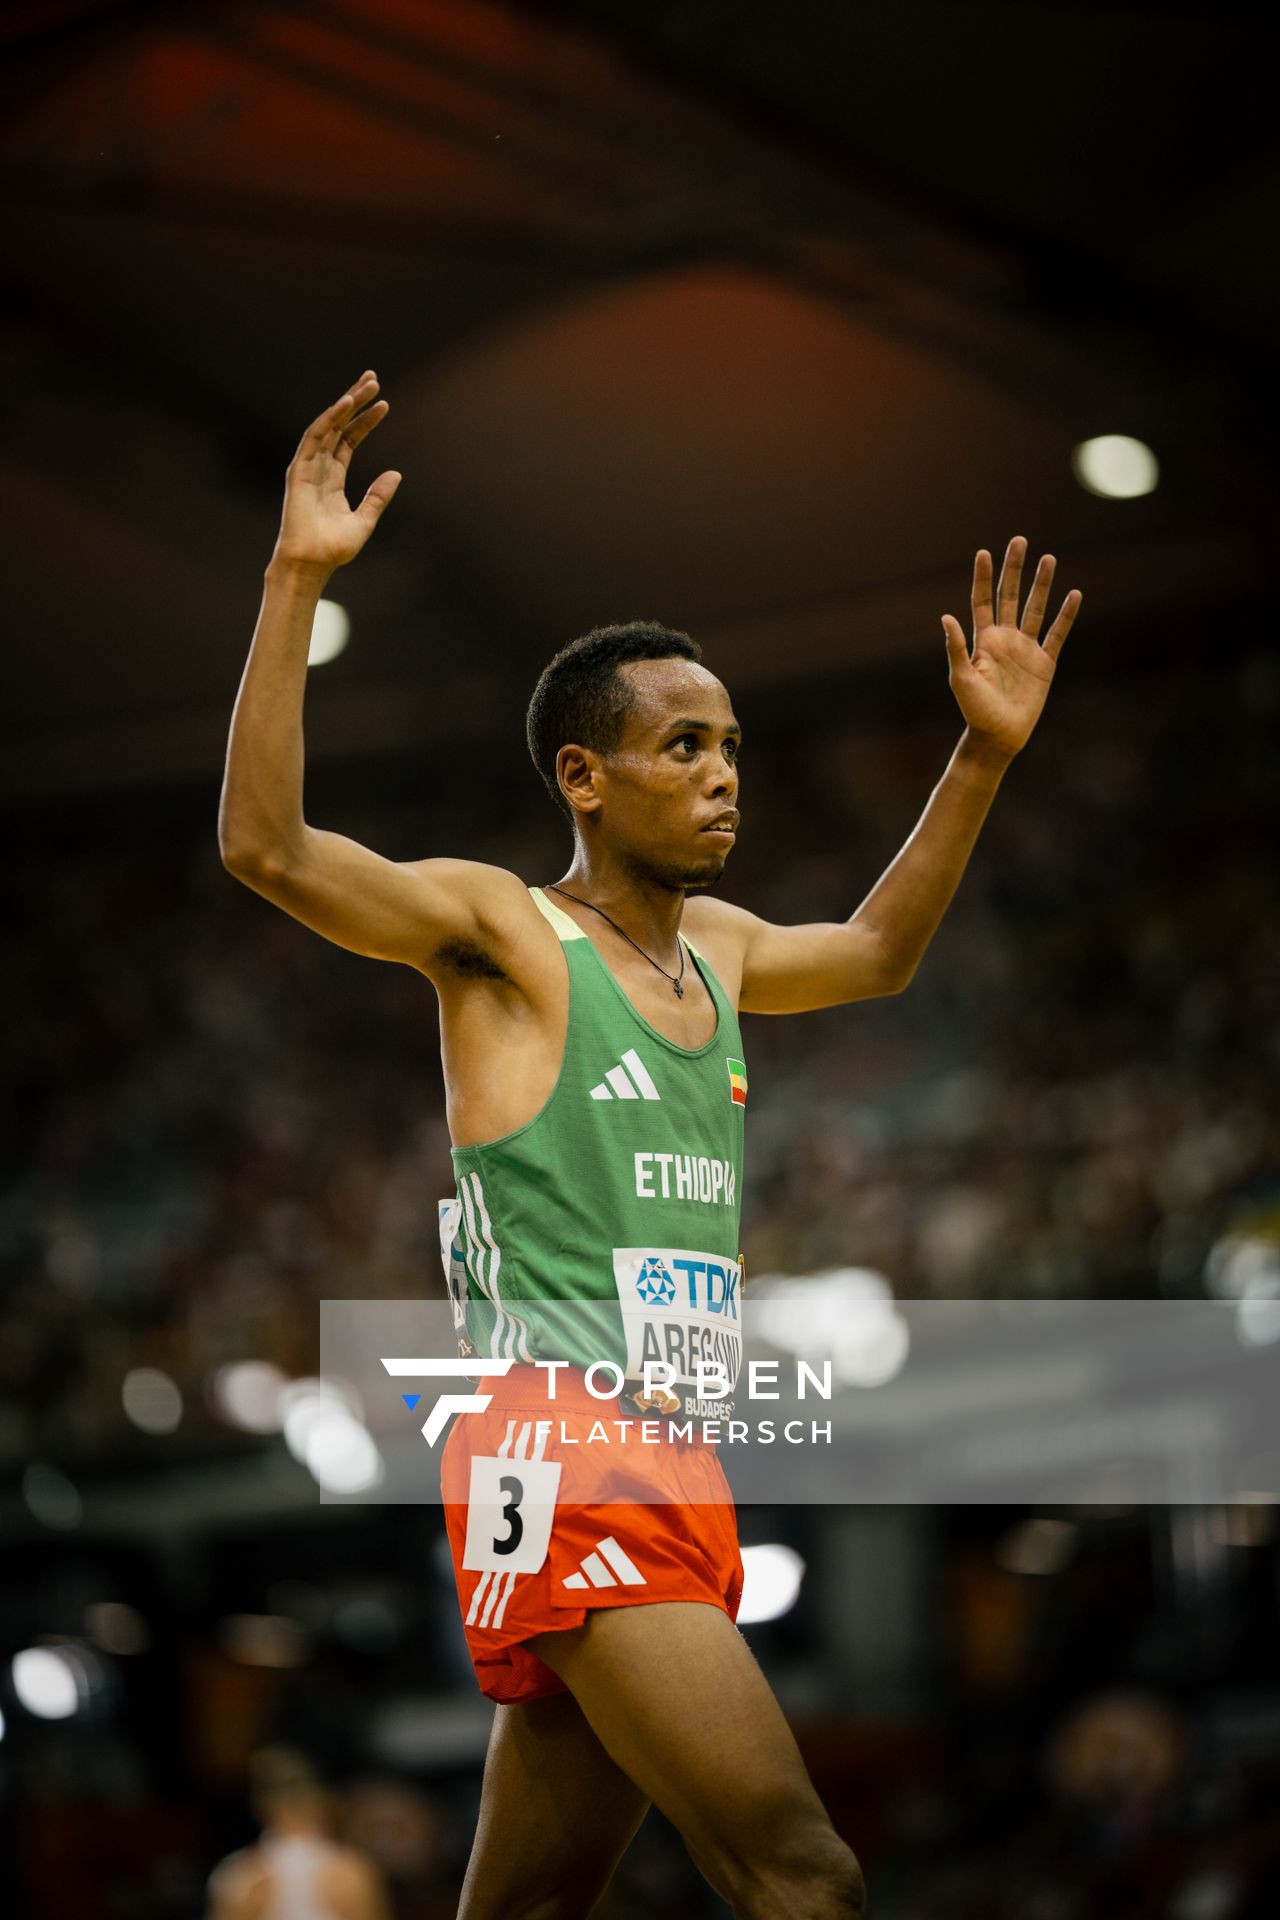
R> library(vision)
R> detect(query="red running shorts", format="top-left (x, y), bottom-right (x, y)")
top-left (441, 1364), bottom-right (744, 1705)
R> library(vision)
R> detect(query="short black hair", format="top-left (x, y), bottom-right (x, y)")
top-left (526, 619), bottom-right (702, 816)
top-left (248, 1745), bottom-right (323, 1800)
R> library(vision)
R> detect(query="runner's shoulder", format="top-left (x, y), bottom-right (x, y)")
top-left (681, 892), bottom-right (756, 955)
top-left (207, 1845), bottom-right (268, 1901)
top-left (680, 894), bottom-right (754, 1001)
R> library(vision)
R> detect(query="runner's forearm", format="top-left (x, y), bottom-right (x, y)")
top-left (218, 557), bottom-right (331, 866)
top-left (849, 728), bottom-right (1010, 986)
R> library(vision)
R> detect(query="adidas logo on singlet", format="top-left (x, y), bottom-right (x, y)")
top-left (589, 1048), bottom-right (660, 1102)
top-left (562, 1536), bottom-right (647, 1589)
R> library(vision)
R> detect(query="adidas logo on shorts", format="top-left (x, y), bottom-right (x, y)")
top-left (562, 1536), bottom-right (647, 1589)
top-left (589, 1048), bottom-right (660, 1102)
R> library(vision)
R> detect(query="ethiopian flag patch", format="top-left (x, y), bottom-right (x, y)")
top-left (726, 1056), bottom-right (748, 1107)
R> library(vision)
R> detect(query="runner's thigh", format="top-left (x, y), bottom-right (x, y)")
top-left (459, 1690), bottom-right (650, 1920)
top-left (529, 1601), bottom-right (842, 1895)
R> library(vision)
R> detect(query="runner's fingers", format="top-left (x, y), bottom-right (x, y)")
top-left (1042, 588), bottom-right (1082, 663)
top-left (300, 371), bottom-right (378, 457)
top-left (970, 548), bottom-right (995, 634)
top-left (334, 397), bottom-right (389, 464)
top-left (1020, 553), bottom-right (1056, 638)
top-left (996, 534), bottom-right (1026, 626)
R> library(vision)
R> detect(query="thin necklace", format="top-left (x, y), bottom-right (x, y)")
top-left (545, 883), bottom-right (687, 998)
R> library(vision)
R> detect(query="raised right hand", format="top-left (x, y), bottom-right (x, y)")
top-left (272, 370), bottom-right (401, 575)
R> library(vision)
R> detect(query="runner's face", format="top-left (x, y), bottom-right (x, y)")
top-left (601, 660), bottom-right (741, 889)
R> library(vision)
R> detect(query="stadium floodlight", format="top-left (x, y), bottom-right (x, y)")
top-left (738, 1544), bottom-right (806, 1625)
top-left (280, 1376), bottom-right (364, 1462)
top-left (1071, 434), bottom-right (1158, 499)
top-left (211, 1360), bottom-right (287, 1433)
top-left (23, 1462), bottom-right (82, 1530)
top-left (308, 598), bottom-right (350, 666)
top-left (85, 1602), bottom-right (151, 1655)
top-left (305, 1412), bottom-right (385, 1495)
top-left (121, 1367), bottom-right (182, 1434)
top-left (12, 1648), bottom-right (81, 1719)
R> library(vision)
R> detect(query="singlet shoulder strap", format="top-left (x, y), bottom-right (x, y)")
top-left (529, 885), bottom-right (587, 941)
top-left (532, 883), bottom-right (712, 962)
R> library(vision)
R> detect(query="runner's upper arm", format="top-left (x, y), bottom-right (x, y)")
top-left (221, 826), bottom-right (529, 975)
top-left (690, 895), bottom-right (903, 1013)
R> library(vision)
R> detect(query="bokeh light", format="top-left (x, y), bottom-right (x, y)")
top-left (1071, 433), bottom-right (1159, 498)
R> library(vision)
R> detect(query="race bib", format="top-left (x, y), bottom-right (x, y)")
top-left (612, 1246), bottom-right (743, 1392)
top-left (462, 1453), bottom-right (562, 1575)
top-left (437, 1196), bottom-right (468, 1334)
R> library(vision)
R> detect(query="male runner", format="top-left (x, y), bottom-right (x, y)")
top-left (206, 1745), bottom-right (390, 1920)
top-left (219, 371), bottom-right (1079, 1919)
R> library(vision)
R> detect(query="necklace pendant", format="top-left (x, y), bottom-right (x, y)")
top-left (674, 980), bottom-right (684, 998)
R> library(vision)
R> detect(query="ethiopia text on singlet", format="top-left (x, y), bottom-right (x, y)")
top-left (438, 887), bottom-right (748, 1402)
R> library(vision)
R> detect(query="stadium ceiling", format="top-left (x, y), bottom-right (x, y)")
top-left (1, 0), bottom-right (1271, 803)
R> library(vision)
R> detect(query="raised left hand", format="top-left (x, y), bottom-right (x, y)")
top-left (942, 537), bottom-right (1081, 758)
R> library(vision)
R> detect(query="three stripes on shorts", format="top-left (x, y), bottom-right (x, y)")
top-left (561, 1535), bottom-right (646, 1590)
top-left (465, 1417), bottom-right (646, 1633)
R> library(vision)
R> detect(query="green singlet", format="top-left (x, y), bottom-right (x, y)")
top-left (439, 886), bottom-right (748, 1391)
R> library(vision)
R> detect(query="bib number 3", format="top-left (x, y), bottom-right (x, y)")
top-left (462, 1454), bottom-right (562, 1575)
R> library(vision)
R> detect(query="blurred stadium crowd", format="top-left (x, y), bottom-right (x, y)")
top-left (4, 640), bottom-right (1278, 1467)
top-left (3, 632), bottom-right (1279, 1916)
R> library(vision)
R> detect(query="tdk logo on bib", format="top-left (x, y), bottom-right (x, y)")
top-left (670, 1254), bottom-right (738, 1316)
top-left (635, 1256), bottom-right (677, 1305)
top-left (614, 1246), bottom-right (744, 1390)
top-left (615, 1248), bottom-right (742, 1319)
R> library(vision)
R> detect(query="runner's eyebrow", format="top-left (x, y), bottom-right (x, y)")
top-left (665, 718), bottom-right (742, 736)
